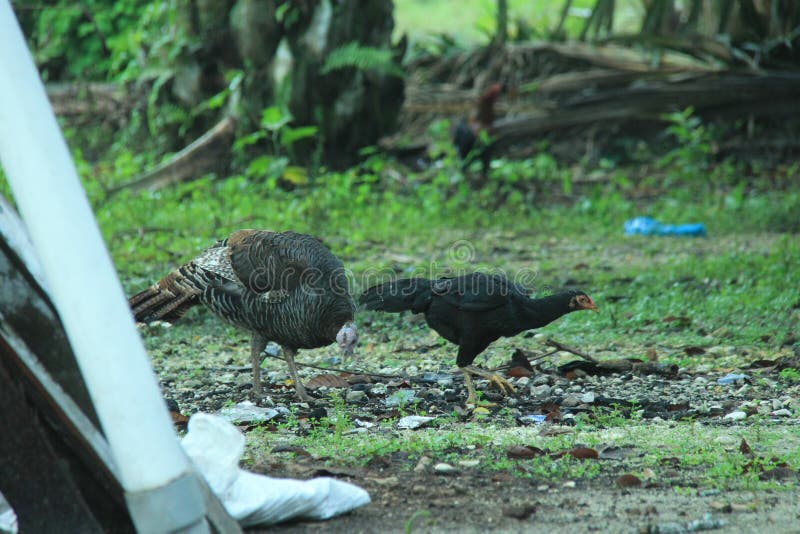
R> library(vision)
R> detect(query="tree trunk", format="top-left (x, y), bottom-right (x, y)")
top-left (493, 0), bottom-right (508, 46)
top-left (165, 0), bottom-right (404, 169)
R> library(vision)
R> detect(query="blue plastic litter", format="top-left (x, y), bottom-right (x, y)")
top-left (518, 414), bottom-right (547, 425)
top-left (717, 373), bottom-right (748, 385)
top-left (624, 216), bottom-right (707, 237)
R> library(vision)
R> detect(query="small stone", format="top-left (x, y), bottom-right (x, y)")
top-left (561, 395), bottom-right (580, 408)
top-left (473, 407), bottom-right (491, 416)
top-left (562, 480), bottom-right (576, 488)
top-left (531, 384), bottom-right (551, 398)
top-left (346, 390), bottom-right (366, 403)
top-left (458, 459), bottom-right (480, 468)
top-left (724, 411), bottom-right (747, 421)
top-left (693, 376), bottom-right (708, 385)
top-left (536, 484), bottom-right (549, 491)
top-left (444, 389), bottom-right (459, 402)
top-left (770, 409), bottom-right (792, 417)
top-left (397, 416), bottom-right (436, 429)
top-left (568, 384), bottom-right (583, 393)
top-left (384, 389), bottom-right (417, 407)
top-left (354, 418), bottom-right (375, 428)
top-left (370, 382), bottom-right (387, 395)
top-left (532, 375), bottom-right (550, 386)
top-left (421, 387), bottom-right (444, 399)
top-left (580, 391), bottom-right (596, 404)
top-left (218, 373), bottom-right (236, 384)
top-left (368, 476), bottom-right (400, 487)
top-left (434, 462), bottom-right (457, 474)
top-left (414, 456), bottom-right (432, 472)
top-left (772, 399), bottom-right (783, 410)
top-left (516, 377), bottom-right (530, 388)
top-left (553, 387), bottom-right (565, 395)
top-left (218, 401), bottom-right (278, 424)
top-left (235, 375), bottom-right (253, 387)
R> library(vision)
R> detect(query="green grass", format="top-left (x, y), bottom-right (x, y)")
top-left (393, 0), bottom-right (646, 48)
top-left (244, 403), bottom-right (800, 490)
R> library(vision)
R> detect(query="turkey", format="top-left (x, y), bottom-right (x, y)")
top-left (129, 230), bottom-right (358, 402)
top-left (452, 83), bottom-right (503, 173)
top-left (360, 273), bottom-right (596, 403)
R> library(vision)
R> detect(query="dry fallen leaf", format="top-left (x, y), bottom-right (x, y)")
top-left (566, 447), bottom-right (599, 460)
top-left (683, 346), bottom-right (706, 356)
top-left (170, 410), bottom-right (189, 426)
top-left (306, 373), bottom-right (349, 389)
top-left (507, 366), bottom-right (533, 378)
top-left (503, 503), bottom-right (537, 519)
top-left (617, 474), bottom-right (642, 488)
top-left (759, 467), bottom-right (797, 481)
top-left (507, 445), bottom-right (546, 459)
top-left (739, 438), bottom-right (753, 456)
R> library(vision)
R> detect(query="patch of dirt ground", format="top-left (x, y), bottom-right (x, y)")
top-left (262, 467), bottom-right (800, 533)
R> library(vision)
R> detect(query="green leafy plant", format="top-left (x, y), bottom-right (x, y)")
top-left (321, 42), bottom-right (404, 77)
top-left (779, 368), bottom-right (800, 383)
top-left (656, 107), bottom-right (713, 184)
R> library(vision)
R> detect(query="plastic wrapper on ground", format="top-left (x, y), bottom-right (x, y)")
top-left (181, 412), bottom-right (370, 527)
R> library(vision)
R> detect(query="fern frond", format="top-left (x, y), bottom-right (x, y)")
top-left (322, 42), bottom-right (404, 78)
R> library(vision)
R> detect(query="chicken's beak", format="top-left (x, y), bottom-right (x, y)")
top-left (584, 299), bottom-right (599, 312)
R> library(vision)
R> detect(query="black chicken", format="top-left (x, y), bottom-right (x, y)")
top-left (130, 230), bottom-right (358, 402)
top-left (360, 273), bottom-right (597, 403)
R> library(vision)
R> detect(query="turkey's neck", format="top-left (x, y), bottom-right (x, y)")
top-left (517, 294), bottom-right (572, 330)
top-left (476, 97), bottom-right (497, 126)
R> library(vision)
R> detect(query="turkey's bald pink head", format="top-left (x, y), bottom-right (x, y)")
top-left (336, 321), bottom-right (358, 356)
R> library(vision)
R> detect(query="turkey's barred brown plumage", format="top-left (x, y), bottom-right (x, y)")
top-left (130, 230), bottom-right (358, 401)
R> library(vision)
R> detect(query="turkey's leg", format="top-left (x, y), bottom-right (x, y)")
top-left (250, 333), bottom-right (267, 405)
top-left (461, 365), bottom-right (516, 404)
top-left (462, 369), bottom-right (479, 405)
top-left (283, 346), bottom-right (311, 402)
top-left (250, 333), bottom-right (268, 404)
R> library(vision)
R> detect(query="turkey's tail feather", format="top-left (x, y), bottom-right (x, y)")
top-left (129, 267), bottom-right (201, 323)
top-left (359, 278), bottom-right (434, 314)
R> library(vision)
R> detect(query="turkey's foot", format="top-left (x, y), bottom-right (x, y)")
top-left (283, 346), bottom-right (313, 403)
top-left (461, 365), bottom-right (516, 405)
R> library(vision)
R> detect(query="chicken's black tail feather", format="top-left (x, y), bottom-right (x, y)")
top-left (359, 278), bottom-right (434, 314)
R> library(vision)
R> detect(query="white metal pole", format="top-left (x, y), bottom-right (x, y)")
top-left (0, 3), bottom-right (207, 532)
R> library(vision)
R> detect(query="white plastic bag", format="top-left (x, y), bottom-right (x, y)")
top-left (181, 413), bottom-right (370, 527)
top-left (0, 492), bottom-right (17, 534)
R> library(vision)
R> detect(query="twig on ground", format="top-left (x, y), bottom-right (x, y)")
top-left (489, 347), bottom-right (560, 372)
top-left (264, 354), bottom-right (405, 379)
top-left (545, 339), bottom-right (598, 363)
